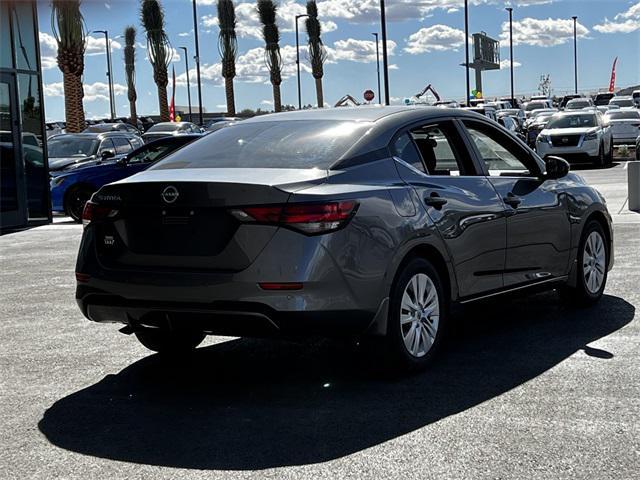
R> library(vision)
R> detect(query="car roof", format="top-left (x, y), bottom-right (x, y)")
top-left (239, 105), bottom-right (479, 125)
top-left (50, 132), bottom-right (138, 139)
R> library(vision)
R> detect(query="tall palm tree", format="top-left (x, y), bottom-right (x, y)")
top-left (51, 0), bottom-right (86, 133)
top-left (217, 0), bottom-right (237, 115)
top-left (257, 1), bottom-right (283, 112)
top-left (123, 26), bottom-right (138, 126)
top-left (305, 1), bottom-right (326, 108)
top-left (140, 0), bottom-right (172, 121)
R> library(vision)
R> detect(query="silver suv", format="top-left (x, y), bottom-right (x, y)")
top-left (536, 111), bottom-right (613, 166)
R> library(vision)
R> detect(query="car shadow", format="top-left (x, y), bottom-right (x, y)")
top-left (39, 292), bottom-right (634, 470)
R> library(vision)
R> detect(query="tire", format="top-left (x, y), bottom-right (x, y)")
top-left (606, 143), bottom-right (614, 165)
top-left (594, 144), bottom-right (605, 168)
top-left (559, 220), bottom-right (608, 306)
top-left (386, 258), bottom-right (448, 372)
top-left (135, 328), bottom-right (206, 355)
top-left (64, 186), bottom-right (94, 223)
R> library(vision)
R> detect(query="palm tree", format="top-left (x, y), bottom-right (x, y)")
top-left (51, 0), bottom-right (86, 133)
top-left (124, 26), bottom-right (138, 126)
top-left (140, 0), bottom-right (172, 121)
top-left (305, 1), bottom-right (326, 108)
top-left (217, 0), bottom-right (237, 115)
top-left (257, 1), bottom-right (283, 112)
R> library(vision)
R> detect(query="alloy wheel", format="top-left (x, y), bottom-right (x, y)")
top-left (400, 273), bottom-right (440, 358)
top-left (583, 231), bottom-right (606, 294)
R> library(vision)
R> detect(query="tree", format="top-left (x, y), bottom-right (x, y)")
top-left (124, 26), bottom-right (138, 125)
top-left (257, 0), bottom-right (283, 112)
top-left (305, 1), bottom-right (326, 108)
top-left (51, 0), bottom-right (86, 133)
top-left (140, 0), bottom-right (172, 121)
top-left (217, 0), bottom-right (238, 115)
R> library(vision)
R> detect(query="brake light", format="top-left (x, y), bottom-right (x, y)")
top-left (231, 201), bottom-right (358, 235)
top-left (82, 201), bottom-right (118, 227)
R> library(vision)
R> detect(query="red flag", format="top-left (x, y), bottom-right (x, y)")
top-left (609, 57), bottom-right (618, 93)
top-left (169, 65), bottom-right (176, 121)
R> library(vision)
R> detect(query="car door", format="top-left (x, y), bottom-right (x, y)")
top-left (460, 119), bottom-right (572, 287)
top-left (391, 118), bottom-right (507, 298)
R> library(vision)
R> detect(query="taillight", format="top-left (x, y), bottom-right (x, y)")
top-left (82, 201), bottom-right (118, 227)
top-left (231, 201), bottom-right (358, 235)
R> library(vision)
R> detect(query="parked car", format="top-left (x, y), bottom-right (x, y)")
top-left (497, 115), bottom-right (522, 138)
top-left (500, 97), bottom-right (521, 108)
top-left (75, 106), bottom-right (613, 370)
top-left (565, 98), bottom-right (595, 110)
top-left (141, 121), bottom-right (202, 143)
top-left (633, 90), bottom-right (640, 107)
top-left (433, 100), bottom-right (460, 108)
top-left (525, 111), bottom-right (557, 147)
top-left (206, 120), bottom-right (236, 133)
top-left (51, 134), bottom-right (202, 222)
top-left (84, 122), bottom-right (141, 134)
top-left (463, 106), bottom-right (497, 121)
top-left (205, 116), bottom-right (243, 129)
top-left (608, 96), bottom-right (636, 110)
top-left (47, 132), bottom-right (144, 172)
top-left (536, 111), bottom-right (613, 166)
top-left (604, 110), bottom-right (640, 146)
top-left (559, 94), bottom-right (582, 110)
top-left (594, 92), bottom-right (615, 106)
top-left (524, 100), bottom-right (553, 118)
top-left (139, 116), bottom-right (155, 132)
top-left (45, 122), bottom-right (65, 138)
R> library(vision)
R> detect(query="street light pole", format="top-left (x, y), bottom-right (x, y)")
top-left (380, 0), bottom-right (390, 105)
top-left (372, 32), bottom-right (381, 105)
top-left (179, 47), bottom-right (193, 123)
top-left (506, 7), bottom-right (514, 104)
top-left (464, 0), bottom-right (470, 106)
top-left (572, 16), bottom-right (578, 94)
top-left (192, 0), bottom-right (204, 125)
top-left (295, 14), bottom-right (309, 110)
top-left (93, 30), bottom-right (115, 119)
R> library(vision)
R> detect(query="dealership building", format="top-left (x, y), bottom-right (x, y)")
top-left (1, 0), bottom-right (50, 230)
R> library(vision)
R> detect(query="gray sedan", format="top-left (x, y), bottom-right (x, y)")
top-left (75, 107), bottom-right (613, 371)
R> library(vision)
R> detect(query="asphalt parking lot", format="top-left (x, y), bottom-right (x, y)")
top-left (1, 161), bottom-right (639, 479)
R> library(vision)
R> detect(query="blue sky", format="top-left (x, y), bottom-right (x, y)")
top-left (38, 0), bottom-right (640, 121)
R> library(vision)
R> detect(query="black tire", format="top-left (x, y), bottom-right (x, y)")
top-left (559, 220), bottom-right (608, 306)
top-left (386, 258), bottom-right (448, 372)
top-left (135, 328), bottom-right (206, 355)
top-left (606, 143), bottom-right (614, 165)
top-left (64, 186), bottom-right (94, 223)
top-left (594, 143), bottom-right (605, 168)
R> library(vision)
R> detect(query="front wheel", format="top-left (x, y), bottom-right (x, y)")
top-left (594, 144), bottom-right (605, 168)
top-left (135, 328), bottom-right (206, 355)
top-left (559, 220), bottom-right (608, 306)
top-left (65, 186), bottom-right (94, 223)
top-left (386, 258), bottom-right (448, 371)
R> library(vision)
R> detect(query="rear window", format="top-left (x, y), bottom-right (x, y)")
top-left (525, 102), bottom-right (546, 111)
top-left (609, 98), bottom-right (634, 107)
top-left (151, 120), bottom-right (373, 170)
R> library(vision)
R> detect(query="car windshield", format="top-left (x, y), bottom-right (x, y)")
top-left (609, 99), bottom-right (634, 107)
top-left (606, 111), bottom-right (640, 120)
top-left (534, 113), bottom-right (555, 123)
top-left (48, 137), bottom-right (99, 157)
top-left (147, 123), bottom-right (180, 132)
top-left (151, 120), bottom-right (373, 170)
top-left (525, 102), bottom-right (546, 111)
top-left (546, 114), bottom-right (597, 129)
top-left (566, 101), bottom-right (590, 109)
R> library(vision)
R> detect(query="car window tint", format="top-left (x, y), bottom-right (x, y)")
top-left (408, 123), bottom-right (471, 176)
top-left (463, 121), bottom-right (533, 176)
top-left (392, 133), bottom-right (424, 172)
top-left (112, 137), bottom-right (132, 154)
top-left (129, 144), bottom-right (171, 164)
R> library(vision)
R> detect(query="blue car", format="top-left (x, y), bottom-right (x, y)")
top-left (50, 134), bottom-right (202, 221)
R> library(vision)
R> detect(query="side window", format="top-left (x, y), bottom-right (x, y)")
top-left (408, 122), bottom-right (473, 176)
top-left (392, 133), bottom-right (425, 172)
top-left (112, 137), bottom-right (132, 154)
top-left (129, 145), bottom-right (170, 164)
top-left (463, 121), bottom-right (535, 176)
top-left (98, 138), bottom-right (115, 154)
top-left (128, 137), bottom-right (143, 150)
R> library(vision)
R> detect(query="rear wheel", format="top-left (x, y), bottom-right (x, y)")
top-left (135, 328), bottom-right (206, 355)
top-left (386, 258), bottom-right (448, 371)
top-left (65, 186), bottom-right (94, 223)
top-left (560, 220), bottom-right (608, 305)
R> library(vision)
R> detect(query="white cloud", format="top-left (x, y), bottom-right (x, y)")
top-left (260, 99), bottom-right (274, 105)
top-left (39, 32), bottom-right (58, 70)
top-left (329, 38), bottom-right (396, 63)
top-left (499, 59), bottom-right (522, 69)
top-left (594, 2), bottom-right (640, 34)
top-left (405, 25), bottom-right (467, 54)
top-left (44, 81), bottom-right (127, 102)
top-left (85, 35), bottom-right (122, 56)
top-left (500, 17), bottom-right (589, 47)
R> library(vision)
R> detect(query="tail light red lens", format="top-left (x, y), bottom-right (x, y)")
top-left (82, 201), bottom-right (118, 227)
top-left (231, 201), bottom-right (358, 235)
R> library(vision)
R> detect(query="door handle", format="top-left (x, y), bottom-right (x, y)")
top-left (424, 192), bottom-right (448, 209)
top-left (503, 193), bottom-right (522, 208)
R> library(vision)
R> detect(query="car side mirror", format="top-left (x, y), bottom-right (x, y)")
top-left (543, 156), bottom-right (570, 180)
top-left (101, 149), bottom-right (115, 160)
